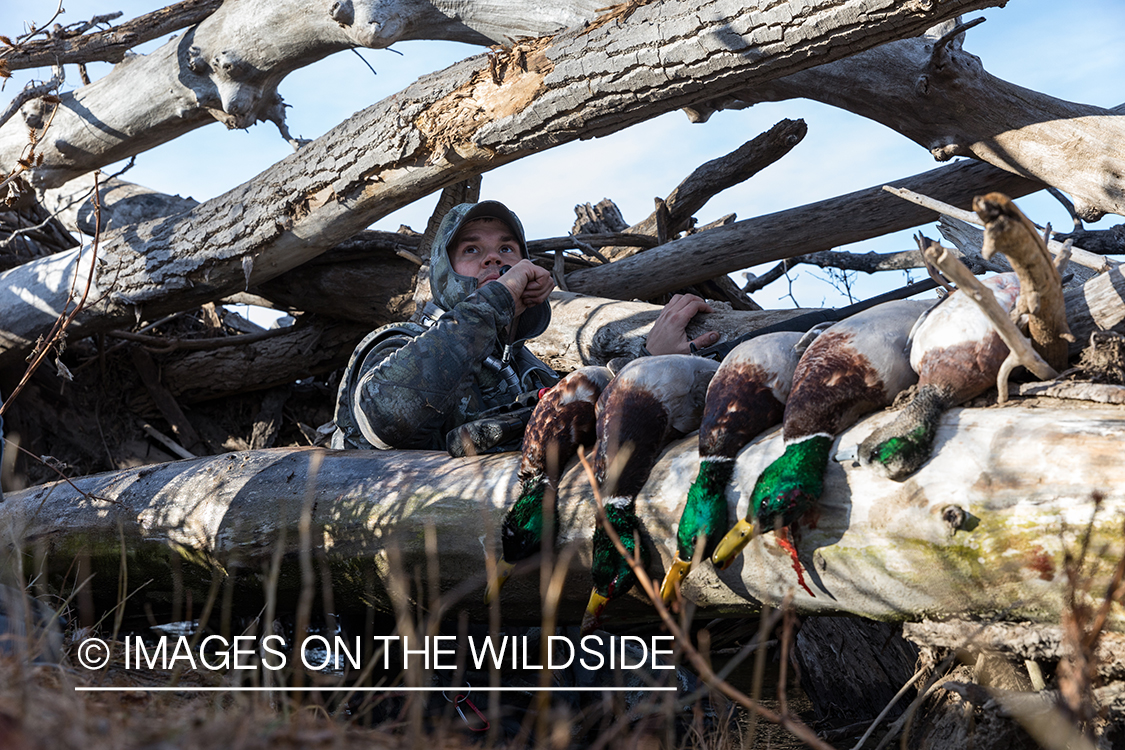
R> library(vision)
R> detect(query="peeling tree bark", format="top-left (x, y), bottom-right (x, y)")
top-left (0, 0), bottom-right (1005, 370)
top-left (693, 20), bottom-right (1125, 221)
top-left (1, 404), bottom-right (1121, 628)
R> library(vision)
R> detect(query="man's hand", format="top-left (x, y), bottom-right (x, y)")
top-left (496, 259), bottom-right (555, 316)
top-left (645, 293), bottom-right (719, 356)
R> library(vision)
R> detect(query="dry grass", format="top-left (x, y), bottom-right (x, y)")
top-left (0, 631), bottom-right (816, 750)
top-left (0, 647), bottom-right (481, 750)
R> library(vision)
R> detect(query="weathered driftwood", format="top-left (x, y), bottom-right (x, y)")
top-left (1018, 381), bottom-right (1125, 405)
top-left (918, 236), bottom-right (1056, 401)
top-left (598, 118), bottom-right (808, 261)
top-left (0, 0), bottom-right (223, 71)
top-left (697, 19), bottom-right (1125, 221)
top-left (2, 404), bottom-right (1122, 629)
top-left (40, 175), bottom-right (201, 237)
top-left (564, 160), bottom-right (1039, 300)
top-left (9, 4), bottom-right (1118, 231)
top-left (938, 217), bottom-right (1124, 352)
top-left (550, 229), bottom-right (1125, 376)
top-left (886, 185), bottom-right (1113, 274)
top-left (902, 621), bottom-right (1125, 681)
top-left (252, 235), bottom-right (425, 328)
top-left (531, 292), bottom-right (816, 372)
top-left (0, 0), bottom-right (1002, 370)
top-left (0, 0), bottom-right (607, 188)
top-left (976, 193), bottom-right (1073, 371)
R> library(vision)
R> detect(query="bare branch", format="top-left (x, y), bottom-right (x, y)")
top-left (1047, 187), bottom-right (1084, 231)
top-left (0, 0), bottom-right (224, 70)
top-left (976, 191), bottom-right (1075, 371)
top-left (884, 184), bottom-right (1114, 273)
top-left (602, 119), bottom-right (808, 261)
top-left (929, 16), bottom-right (986, 60)
top-left (800, 248), bottom-right (925, 273)
top-left (568, 160), bottom-right (1041, 300)
top-left (917, 234), bottom-right (1057, 401)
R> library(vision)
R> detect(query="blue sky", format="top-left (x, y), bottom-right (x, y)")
top-left (2, 0), bottom-right (1122, 309)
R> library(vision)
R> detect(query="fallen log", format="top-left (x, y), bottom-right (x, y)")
top-left (532, 292), bottom-right (815, 371)
top-left (0, 0), bottom-right (607, 189)
top-left (2, 404), bottom-right (1122, 630)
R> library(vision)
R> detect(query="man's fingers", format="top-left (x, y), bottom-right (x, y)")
top-left (689, 331), bottom-right (720, 352)
top-left (663, 294), bottom-right (715, 320)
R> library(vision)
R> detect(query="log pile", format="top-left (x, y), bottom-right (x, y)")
top-left (3, 1), bottom-right (1125, 743)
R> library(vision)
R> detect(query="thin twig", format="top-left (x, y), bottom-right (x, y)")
top-left (742, 258), bottom-right (794, 294)
top-left (105, 323), bottom-right (293, 352)
top-left (930, 16), bottom-right (986, 56)
top-left (0, 77), bottom-right (63, 196)
top-left (13, 0), bottom-right (66, 42)
top-left (72, 310), bottom-right (188, 372)
top-left (3, 436), bottom-right (116, 504)
top-left (777, 605), bottom-right (795, 717)
top-left (1046, 187), bottom-right (1083, 232)
top-left (567, 232), bottom-right (610, 263)
top-left (876, 655), bottom-right (957, 750)
top-left (850, 666), bottom-right (928, 750)
top-left (0, 66), bottom-right (64, 131)
top-left (0, 170), bottom-right (101, 418)
top-left (140, 423), bottom-right (196, 459)
top-left (0, 211), bottom-right (67, 249)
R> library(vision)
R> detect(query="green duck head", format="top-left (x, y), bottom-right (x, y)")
top-left (711, 435), bottom-right (832, 569)
top-left (659, 458), bottom-right (735, 603)
top-left (859, 426), bottom-right (932, 481)
top-left (581, 500), bottom-right (649, 635)
top-left (859, 384), bottom-right (948, 481)
top-left (485, 474), bottom-right (552, 604)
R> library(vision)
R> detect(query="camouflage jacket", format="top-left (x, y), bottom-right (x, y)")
top-left (331, 283), bottom-right (557, 451)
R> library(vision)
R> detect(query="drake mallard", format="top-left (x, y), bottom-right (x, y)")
top-left (860, 273), bottom-right (1020, 479)
top-left (582, 355), bottom-right (718, 633)
top-left (658, 332), bottom-right (806, 603)
top-left (711, 300), bottom-right (932, 589)
top-left (486, 366), bottom-right (613, 603)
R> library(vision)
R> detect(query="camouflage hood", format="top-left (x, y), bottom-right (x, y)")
top-left (428, 201), bottom-right (551, 344)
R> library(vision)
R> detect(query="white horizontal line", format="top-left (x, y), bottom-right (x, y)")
top-left (75, 686), bottom-right (678, 693)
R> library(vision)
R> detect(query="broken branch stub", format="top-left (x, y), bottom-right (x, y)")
top-left (975, 192), bottom-right (1074, 372)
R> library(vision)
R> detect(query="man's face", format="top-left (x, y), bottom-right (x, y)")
top-left (449, 218), bottom-right (520, 288)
